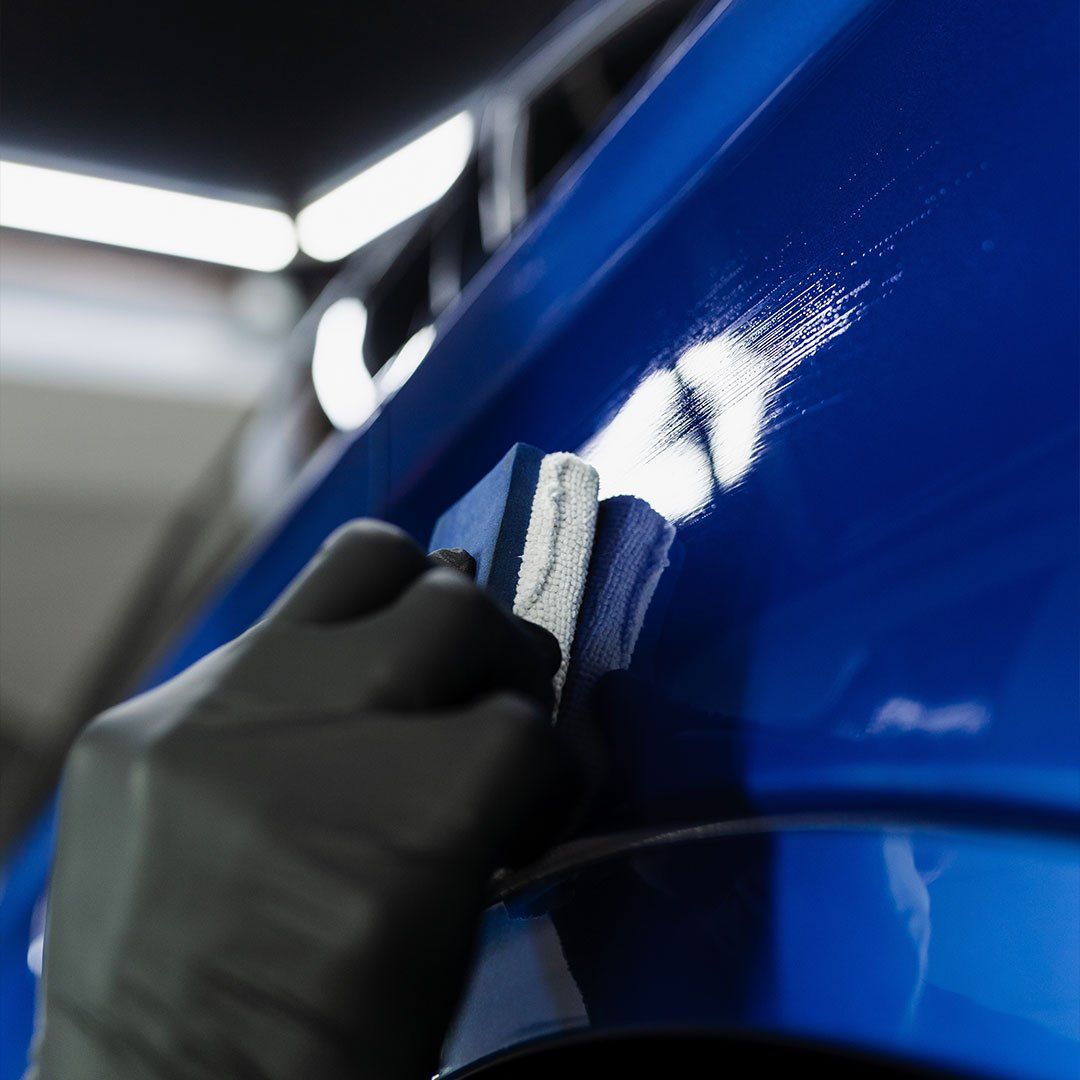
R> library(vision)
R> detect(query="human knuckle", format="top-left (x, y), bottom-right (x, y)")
top-left (66, 708), bottom-right (174, 796)
top-left (324, 518), bottom-right (418, 561)
top-left (65, 725), bottom-right (109, 784)
top-left (68, 708), bottom-right (126, 760)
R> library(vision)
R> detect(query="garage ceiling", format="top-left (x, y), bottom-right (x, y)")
top-left (0, 0), bottom-right (575, 206)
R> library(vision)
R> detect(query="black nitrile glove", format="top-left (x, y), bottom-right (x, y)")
top-left (31, 521), bottom-right (570, 1080)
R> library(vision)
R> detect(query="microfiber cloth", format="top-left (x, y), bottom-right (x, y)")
top-left (557, 496), bottom-right (676, 774)
top-left (430, 444), bottom-right (599, 698)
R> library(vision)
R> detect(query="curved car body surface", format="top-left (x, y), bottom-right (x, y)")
top-left (2, 0), bottom-right (1077, 1075)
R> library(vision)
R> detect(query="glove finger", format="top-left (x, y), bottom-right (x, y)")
top-left (515, 619), bottom-right (562, 680)
top-left (428, 549), bottom-right (560, 677)
top-left (269, 519), bottom-right (428, 624)
top-left (444, 691), bottom-right (577, 866)
top-left (378, 568), bottom-right (559, 711)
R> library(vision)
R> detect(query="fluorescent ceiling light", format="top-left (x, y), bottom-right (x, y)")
top-left (296, 112), bottom-right (474, 262)
top-left (0, 161), bottom-right (298, 271)
top-left (311, 298), bottom-right (376, 431)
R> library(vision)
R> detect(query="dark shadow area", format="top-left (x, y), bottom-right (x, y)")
top-left (459, 1031), bottom-right (971, 1078)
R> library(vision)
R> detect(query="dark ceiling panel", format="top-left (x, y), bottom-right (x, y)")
top-left (0, 0), bottom-right (575, 206)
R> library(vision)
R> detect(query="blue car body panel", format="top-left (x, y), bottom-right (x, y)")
top-left (444, 824), bottom-right (1080, 1079)
top-left (2, 0), bottom-right (1077, 1074)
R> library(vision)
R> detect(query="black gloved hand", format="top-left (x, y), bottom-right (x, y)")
top-left (31, 521), bottom-right (569, 1080)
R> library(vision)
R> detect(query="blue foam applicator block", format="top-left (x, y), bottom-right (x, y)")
top-left (429, 443), bottom-right (544, 607)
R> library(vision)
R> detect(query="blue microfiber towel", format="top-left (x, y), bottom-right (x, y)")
top-left (557, 496), bottom-right (676, 774)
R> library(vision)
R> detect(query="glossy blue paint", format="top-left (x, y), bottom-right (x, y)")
top-left (0, 805), bottom-right (54, 1080)
top-left (443, 824), bottom-right (1080, 1080)
top-left (3, 0), bottom-right (1077, 1073)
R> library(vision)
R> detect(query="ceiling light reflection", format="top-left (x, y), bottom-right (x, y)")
top-left (375, 325), bottom-right (436, 398)
top-left (311, 298), bottom-right (376, 431)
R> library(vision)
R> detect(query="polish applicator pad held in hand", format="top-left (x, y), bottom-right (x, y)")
top-left (430, 445), bottom-right (599, 699)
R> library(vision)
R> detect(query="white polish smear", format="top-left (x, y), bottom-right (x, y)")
top-left (582, 264), bottom-right (871, 522)
top-left (578, 135), bottom-right (986, 522)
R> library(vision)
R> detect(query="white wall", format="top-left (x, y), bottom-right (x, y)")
top-left (0, 231), bottom-right (301, 747)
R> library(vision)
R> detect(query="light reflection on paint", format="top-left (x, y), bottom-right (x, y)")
top-left (882, 834), bottom-right (931, 1019)
top-left (376, 324), bottom-right (436, 398)
top-left (27, 894), bottom-right (46, 978)
top-left (869, 696), bottom-right (990, 735)
top-left (676, 334), bottom-right (767, 489)
top-left (582, 266), bottom-right (870, 521)
top-left (580, 370), bottom-right (714, 522)
top-left (311, 298), bottom-right (375, 431)
top-left (26, 932), bottom-right (43, 978)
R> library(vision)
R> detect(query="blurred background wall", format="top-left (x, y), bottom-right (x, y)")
top-left (0, 232), bottom-right (301, 755)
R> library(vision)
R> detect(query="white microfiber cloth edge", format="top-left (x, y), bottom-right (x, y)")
top-left (512, 452), bottom-right (599, 701)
